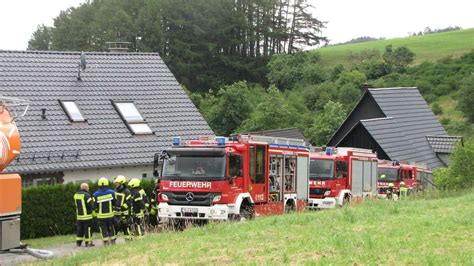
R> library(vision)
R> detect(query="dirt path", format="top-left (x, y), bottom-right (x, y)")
top-left (0, 238), bottom-right (126, 266)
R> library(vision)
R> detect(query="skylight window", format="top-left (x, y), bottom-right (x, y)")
top-left (129, 123), bottom-right (153, 135)
top-left (115, 102), bottom-right (144, 123)
top-left (60, 101), bottom-right (85, 122)
top-left (113, 101), bottom-right (153, 135)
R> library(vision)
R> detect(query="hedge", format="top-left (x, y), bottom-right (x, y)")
top-left (21, 179), bottom-right (156, 239)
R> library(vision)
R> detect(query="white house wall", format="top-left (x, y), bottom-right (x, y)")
top-left (63, 165), bottom-right (155, 184)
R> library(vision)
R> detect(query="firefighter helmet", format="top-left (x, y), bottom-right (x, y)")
top-left (98, 177), bottom-right (109, 187)
top-left (380, 174), bottom-right (386, 179)
top-left (388, 183), bottom-right (394, 187)
top-left (114, 175), bottom-right (127, 184)
top-left (400, 181), bottom-right (406, 187)
top-left (128, 178), bottom-right (140, 188)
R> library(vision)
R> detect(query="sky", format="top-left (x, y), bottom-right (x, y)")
top-left (0, 0), bottom-right (473, 50)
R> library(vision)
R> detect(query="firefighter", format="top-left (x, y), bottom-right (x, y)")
top-left (386, 183), bottom-right (395, 200)
top-left (114, 175), bottom-right (132, 240)
top-left (137, 179), bottom-right (150, 228)
top-left (73, 183), bottom-right (95, 247)
top-left (128, 178), bottom-right (146, 238)
top-left (93, 177), bottom-right (117, 245)
top-left (139, 184), bottom-right (150, 210)
top-left (380, 174), bottom-right (386, 180)
top-left (148, 179), bottom-right (160, 228)
top-left (399, 181), bottom-right (408, 199)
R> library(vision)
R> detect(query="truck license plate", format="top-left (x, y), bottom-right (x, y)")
top-left (323, 201), bottom-right (332, 205)
top-left (181, 208), bottom-right (198, 213)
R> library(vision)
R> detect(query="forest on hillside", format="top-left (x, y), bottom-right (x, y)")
top-left (27, 0), bottom-right (327, 91)
top-left (27, 0), bottom-right (474, 144)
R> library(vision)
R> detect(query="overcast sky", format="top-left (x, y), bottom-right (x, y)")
top-left (0, 0), bottom-right (473, 50)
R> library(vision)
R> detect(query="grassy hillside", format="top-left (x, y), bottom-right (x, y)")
top-left (38, 191), bottom-right (474, 265)
top-left (317, 28), bottom-right (474, 67)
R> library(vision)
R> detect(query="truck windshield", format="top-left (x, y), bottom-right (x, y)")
top-left (378, 168), bottom-right (399, 182)
top-left (309, 159), bottom-right (334, 180)
top-left (162, 155), bottom-right (226, 181)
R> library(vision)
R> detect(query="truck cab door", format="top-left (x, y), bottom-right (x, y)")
top-left (248, 144), bottom-right (268, 203)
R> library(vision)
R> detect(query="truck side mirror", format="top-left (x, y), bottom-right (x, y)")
top-left (153, 153), bottom-right (160, 177)
top-left (229, 175), bottom-right (236, 185)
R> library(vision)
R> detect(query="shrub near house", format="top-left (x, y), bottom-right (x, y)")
top-left (21, 180), bottom-right (155, 239)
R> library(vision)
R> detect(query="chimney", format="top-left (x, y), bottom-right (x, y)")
top-left (41, 108), bottom-right (47, 120)
top-left (106, 42), bottom-right (131, 53)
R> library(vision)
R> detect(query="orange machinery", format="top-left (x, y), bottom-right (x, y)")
top-left (0, 98), bottom-right (26, 250)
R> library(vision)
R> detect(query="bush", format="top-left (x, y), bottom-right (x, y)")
top-left (431, 102), bottom-right (443, 115)
top-left (21, 179), bottom-right (156, 239)
top-left (458, 74), bottom-right (474, 123)
top-left (433, 140), bottom-right (474, 190)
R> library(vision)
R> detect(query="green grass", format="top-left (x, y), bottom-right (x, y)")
top-left (35, 190), bottom-right (474, 265)
top-left (435, 95), bottom-right (466, 122)
top-left (316, 28), bottom-right (474, 67)
top-left (22, 234), bottom-right (104, 249)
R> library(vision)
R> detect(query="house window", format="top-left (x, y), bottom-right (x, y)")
top-left (60, 101), bottom-right (85, 122)
top-left (113, 101), bottom-right (153, 135)
top-left (115, 102), bottom-right (144, 123)
top-left (129, 123), bottom-right (153, 135)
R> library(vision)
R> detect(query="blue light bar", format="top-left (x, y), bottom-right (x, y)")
top-left (325, 147), bottom-right (333, 155)
top-left (172, 137), bottom-right (181, 146)
top-left (216, 137), bottom-right (225, 146)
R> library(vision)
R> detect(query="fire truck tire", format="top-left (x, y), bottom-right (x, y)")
top-left (168, 219), bottom-right (186, 231)
top-left (342, 194), bottom-right (351, 206)
top-left (239, 203), bottom-right (255, 221)
top-left (284, 200), bottom-right (295, 213)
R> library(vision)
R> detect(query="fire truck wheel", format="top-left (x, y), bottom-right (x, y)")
top-left (239, 203), bottom-right (255, 221)
top-left (168, 219), bottom-right (186, 231)
top-left (284, 200), bottom-right (295, 213)
top-left (342, 194), bottom-right (351, 206)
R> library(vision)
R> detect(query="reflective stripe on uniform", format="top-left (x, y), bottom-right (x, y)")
top-left (74, 193), bottom-right (92, 220)
top-left (97, 194), bottom-right (114, 219)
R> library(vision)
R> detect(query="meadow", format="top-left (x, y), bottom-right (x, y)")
top-left (316, 28), bottom-right (474, 67)
top-left (35, 190), bottom-right (474, 265)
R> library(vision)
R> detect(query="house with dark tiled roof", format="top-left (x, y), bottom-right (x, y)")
top-left (327, 87), bottom-right (462, 169)
top-left (0, 50), bottom-right (213, 186)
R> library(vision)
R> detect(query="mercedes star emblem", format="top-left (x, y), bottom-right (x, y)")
top-left (185, 192), bottom-right (194, 202)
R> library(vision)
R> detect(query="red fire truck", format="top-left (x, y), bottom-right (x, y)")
top-left (308, 147), bottom-right (378, 209)
top-left (156, 135), bottom-right (309, 222)
top-left (377, 161), bottom-right (433, 197)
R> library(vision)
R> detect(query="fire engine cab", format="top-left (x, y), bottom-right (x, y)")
top-left (377, 161), bottom-right (433, 197)
top-left (156, 135), bottom-right (309, 221)
top-left (308, 147), bottom-right (378, 209)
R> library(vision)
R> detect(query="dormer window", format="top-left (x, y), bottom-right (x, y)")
top-left (113, 101), bottom-right (153, 135)
top-left (60, 101), bottom-right (85, 122)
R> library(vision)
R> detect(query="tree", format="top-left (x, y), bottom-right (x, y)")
top-left (267, 51), bottom-right (325, 89)
top-left (305, 101), bottom-right (346, 145)
top-left (238, 86), bottom-right (296, 132)
top-left (27, 25), bottom-right (53, 50)
top-left (458, 74), bottom-right (474, 123)
top-left (383, 45), bottom-right (415, 73)
top-left (27, 0), bottom-right (327, 92)
top-left (205, 82), bottom-right (254, 136)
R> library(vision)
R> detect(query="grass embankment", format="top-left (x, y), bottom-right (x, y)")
top-left (36, 190), bottom-right (474, 265)
top-left (316, 28), bottom-right (474, 67)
